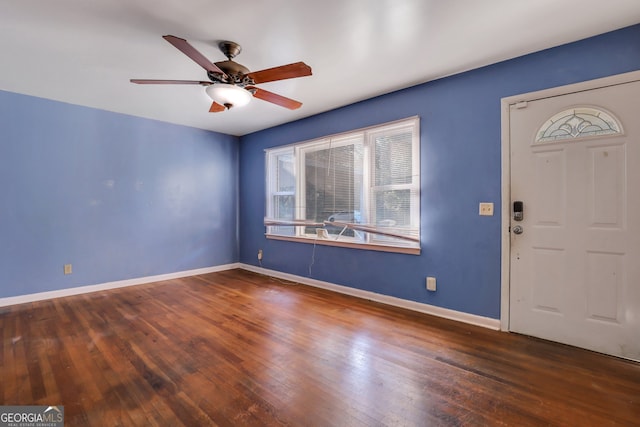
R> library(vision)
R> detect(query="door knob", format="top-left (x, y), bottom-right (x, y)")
top-left (512, 225), bottom-right (523, 235)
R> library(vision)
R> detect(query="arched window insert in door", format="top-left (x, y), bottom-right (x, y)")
top-left (535, 106), bottom-right (622, 143)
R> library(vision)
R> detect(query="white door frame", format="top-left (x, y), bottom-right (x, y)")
top-left (500, 69), bottom-right (640, 331)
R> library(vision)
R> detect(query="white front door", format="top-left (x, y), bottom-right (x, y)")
top-left (508, 78), bottom-right (640, 361)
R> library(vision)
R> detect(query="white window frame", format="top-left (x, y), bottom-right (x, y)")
top-left (265, 116), bottom-right (420, 255)
top-left (265, 146), bottom-right (296, 236)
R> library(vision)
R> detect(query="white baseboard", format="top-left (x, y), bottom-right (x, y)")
top-left (2, 263), bottom-right (500, 331)
top-left (240, 264), bottom-right (500, 330)
top-left (0, 263), bottom-right (242, 307)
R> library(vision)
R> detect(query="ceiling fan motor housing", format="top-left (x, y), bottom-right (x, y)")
top-left (210, 60), bottom-right (254, 86)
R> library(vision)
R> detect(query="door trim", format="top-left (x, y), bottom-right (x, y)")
top-left (500, 70), bottom-right (640, 331)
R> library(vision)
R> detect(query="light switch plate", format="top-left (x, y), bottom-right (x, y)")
top-left (426, 276), bottom-right (436, 291)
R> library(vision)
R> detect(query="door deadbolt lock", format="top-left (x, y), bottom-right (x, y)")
top-left (513, 201), bottom-right (524, 221)
top-left (512, 225), bottom-right (523, 235)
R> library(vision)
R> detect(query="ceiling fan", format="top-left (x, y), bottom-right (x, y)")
top-left (131, 35), bottom-right (312, 112)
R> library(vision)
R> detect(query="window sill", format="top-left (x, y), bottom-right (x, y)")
top-left (265, 234), bottom-right (421, 255)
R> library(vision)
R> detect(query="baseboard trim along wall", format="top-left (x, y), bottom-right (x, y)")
top-left (0, 263), bottom-right (242, 307)
top-left (240, 264), bottom-right (501, 331)
top-left (1, 263), bottom-right (501, 331)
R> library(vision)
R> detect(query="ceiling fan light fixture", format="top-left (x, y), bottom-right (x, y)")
top-left (205, 84), bottom-right (252, 109)
top-left (131, 36), bottom-right (309, 112)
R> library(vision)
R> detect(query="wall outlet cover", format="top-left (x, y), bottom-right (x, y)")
top-left (479, 202), bottom-right (494, 216)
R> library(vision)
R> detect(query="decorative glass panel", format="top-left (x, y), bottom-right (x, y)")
top-left (535, 107), bottom-right (621, 143)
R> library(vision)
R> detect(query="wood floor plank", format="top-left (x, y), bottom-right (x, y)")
top-left (1, 269), bottom-right (639, 426)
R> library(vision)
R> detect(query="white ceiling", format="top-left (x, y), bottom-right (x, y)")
top-left (2, 0), bottom-right (639, 136)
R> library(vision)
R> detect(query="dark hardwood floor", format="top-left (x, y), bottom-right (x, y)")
top-left (1, 269), bottom-right (639, 426)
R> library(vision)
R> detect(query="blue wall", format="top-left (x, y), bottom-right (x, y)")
top-left (238, 24), bottom-right (640, 319)
top-left (2, 25), bottom-right (638, 313)
top-left (0, 92), bottom-right (239, 298)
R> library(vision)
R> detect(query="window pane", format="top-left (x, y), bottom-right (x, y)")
top-left (374, 131), bottom-right (413, 186)
top-left (276, 153), bottom-right (295, 192)
top-left (274, 194), bottom-right (295, 219)
top-left (374, 189), bottom-right (411, 226)
top-left (272, 194), bottom-right (295, 235)
top-left (304, 143), bottom-right (363, 232)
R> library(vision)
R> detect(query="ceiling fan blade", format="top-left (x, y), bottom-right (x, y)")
top-left (130, 79), bottom-right (210, 85)
top-left (209, 101), bottom-right (226, 113)
top-left (162, 35), bottom-right (226, 75)
top-left (247, 86), bottom-right (303, 110)
top-left (246, 62), bottom-right (312, 84)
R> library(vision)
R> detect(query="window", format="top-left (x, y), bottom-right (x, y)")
top-left (535, 106), bottom-right (622, 143)
top-left (265, 117), bottom-right (420, 254)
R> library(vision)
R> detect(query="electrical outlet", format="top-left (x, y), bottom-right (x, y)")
top-left (479, 202), bottom-right (494, 216)
top-left (426, 276), bottom-right (436, 291)
top-left (257, 249), bottom-right (263, 261)
top-left (64, 264), bottom-right (73, 275)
